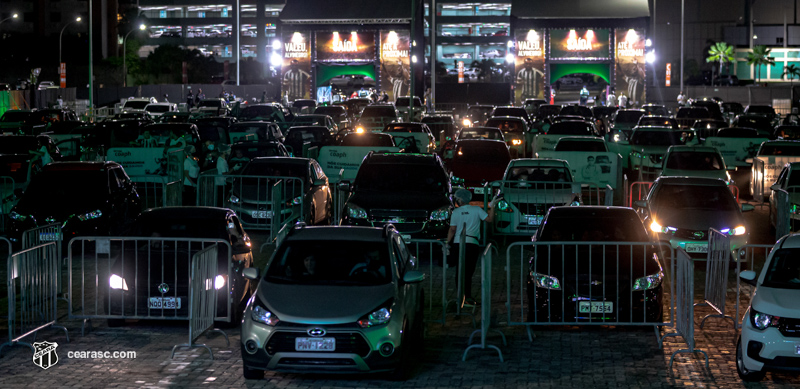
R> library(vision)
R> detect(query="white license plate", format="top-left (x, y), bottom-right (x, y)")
top-left (251, 210), bottom-right (273, 219)
top-left (38, 232), bottom-right (60, 241)
top-left (295, 337), bottom-right (335, 351)
top-left (472, 187), bottom-right (485, 195)
top-left (578, 301), bottom-right (614, 313)
top-left (685, 243), bottom-right (708, 253)
top-left (148, 297), bottom-right (181, 309)
top-left (526, 215), bottom-right (544, 225)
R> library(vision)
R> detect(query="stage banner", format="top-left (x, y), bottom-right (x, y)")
top-left (282, 32), bottom-right (312, 101)
top-left (514, 29), bottom-right (545, 105)
top-left (615, 28), bottom-right (647, 106)
top-left (316, 31), bottom-right (376, 62)
top-left (380, 30), bottom-right (411, 102)
top-left (549, 29), bottom-right (610, 60)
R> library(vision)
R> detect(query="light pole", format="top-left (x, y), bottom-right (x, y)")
top-left (123, 23), bottom-right (146, 87)
top-left (0, 13), bottom-right (18, 27)
top-left (59, 17), bottom-right (82, 66)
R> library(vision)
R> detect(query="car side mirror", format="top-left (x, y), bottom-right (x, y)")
top-left (741, 203), bottom-right (755, 212)
top-left (242, 268), bottom-right (259, 280)
top-left (770, 183), bottom-right (781, 191)
top-left (633, 200), bottom-right (647, 209)
top-left (402, 270), bottom-right (425, 284)
top-left (337, 180), bottom-right (351, 192)
top-left (739, 270), bottom-right (757, 286)
top-left (313, 178), bottom-right (326, 186)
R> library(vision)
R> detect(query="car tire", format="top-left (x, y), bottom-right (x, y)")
top-left (736, 336), bottom-right (766, 381)
top-left (388, 322), bottom-right (413, 381)
top-left (243, 365), bottom-right (264, 380)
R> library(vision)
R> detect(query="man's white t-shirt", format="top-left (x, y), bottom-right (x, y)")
top-left (450, 204), bottom-right (488, 245)
top-left (184, 157), bottom-right (199, 187)
top-left (215, 157), bottom-right (229, 186)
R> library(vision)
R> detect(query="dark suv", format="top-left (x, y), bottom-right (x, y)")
top-left (8, 161), bottom-right (140, 245)
top-left (339, 152), bottom-right (453, 239)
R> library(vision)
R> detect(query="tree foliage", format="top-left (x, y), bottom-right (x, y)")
top-left (746, 45), bottom-right (775, 82)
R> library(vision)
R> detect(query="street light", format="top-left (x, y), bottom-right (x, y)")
top-left (123, 23), bottom-right (146, 87)
top-left (0, 13), bottom-right (18, 27)
top-left (59, 17), bottom-right (82, 66)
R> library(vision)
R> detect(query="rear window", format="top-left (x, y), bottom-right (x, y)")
top-left (547, 122), bottom-right (594, 136)
top-left (493, 107), bottom-right (527, 118)
top-left (759, 145), bottom-right (800, 156)
top-left (395, 98), bottom-right (423, 107)
top-left (676, 108), bottom-right (710, 119)
top-left (361, 106), bottom-right (398, 118)
top-left (453, 143), bottom-right (510, 164)
top-left (614, 111), bottom-right (645, 124)
top-left (485, 118), bottom-right (525, 133)
top-left (559, 106), bottom-right (592, 118)
top-left (240, 106), bottom-right (279, 120)
top-left (746, 106), bottom-right (776, 115)
top-left (630, 130), bottom-right (683, 146)
top-left (665, 151), bottom-right (724, 170)
top-left (555, 140), bottom-right (606, 152)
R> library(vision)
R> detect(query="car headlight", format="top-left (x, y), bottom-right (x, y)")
top-left (530, 272), bottom-right (561, 290)
top-left (357, 307), bottom-right (392, 328)
top-left (751, 309), bottom-right (779, 330)
top-left (347, 203), bottom-right (368, 219)
top-left (9, 211), bottom-right (26, 221)
top-left (430, 206), bottom-right (451, 221)
top-left (288, 195), bottom-right (302, 206)
top-left (720, 226), bottom-right (746, 236)
top-left (77, 209), bottom-right (103, 221)
top-left (109, 274), bottom-right (129, 291)
top-left (356, 126), bottom-right (365, 133)
top-left (496, 199), bottom-right (513, 213)
top-left (649, 220), bottom-right (663, 233)
top-left (214, 275), bottom-right (226, 290)
top-left (613, 134), bottom-right (620, 142)
top-left (462, 118), bottom-right (472, 127)
top-left (511, 139), bottom-right (522, 146)
top-left (632, 272), bottom-right (663, 291)
top-left (251, 304), bottom-right (279, 326)
top-left (229, 194), bottom-right (240, 204)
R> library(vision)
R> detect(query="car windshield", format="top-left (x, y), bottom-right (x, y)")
top-left (639, 117), bottom-right (675, 127)
top-left (361, 106), bottom-right (397, 118)
top-left (547, 122), bottom-right (593, 136)
top-left (395, 98), bottom-right (423, 107)
top-left (643, 106), bottom-right (669, 116)
top-left (18, 171), bottom-right (107, 207)
top-left (615, 111), bottom-right (645, 124)
top-left (506, 166), bottom-right (570, 182)
top-left (356, 162), bottom-right (447, 192)
top-left (677, 108), bottom-right (709, 119)
top-left (762, 248), bottom-right (800, 289)
top-left (459, 129), bottom-right (503, 140)
top-left (559, 106), bottom-right (591, 117)
top-left (555, 140), bottom-right (606, 152)
top-left (242, 162), bottom-right (307, 178)
top-left (265, 240), bottom-right (391, 286)
top-left (630, 130), bottom-right (683, 146)
top-left (123, 101), bottom-right (150, 110)
top-left (652, 183), bottom-right (739, 213)
top-left (665, 152), bottom-right (724, 170)
top-left (759, 145), bottom-right (800, 156)
top-left (1, 112), bottom-right (29, 122)
top-left (776, 127), bottom-right (800, 140)
top-left (453, 143), bottom-right (509, 164)
top-left (240, 106), bottom-right (279, 120)
top-left (538, 213), bottom-right (649, 242)
top-left (485, 119), bottom-right (525, 133)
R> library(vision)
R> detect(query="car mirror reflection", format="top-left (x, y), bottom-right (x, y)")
top-left (402, 270), bottom-right (425, 284)
top-left (242, 267), bottom-right (259, 280)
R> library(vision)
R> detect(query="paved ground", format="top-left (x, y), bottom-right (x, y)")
top-left (0, 196), bottom-right (798, 388)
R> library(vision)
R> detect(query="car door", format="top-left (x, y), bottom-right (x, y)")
top-left (770, 166), bottom-right (789, 225)
top-left (391, 235), bottom-right (419, 322)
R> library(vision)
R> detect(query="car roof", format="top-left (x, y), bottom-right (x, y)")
top-left (486, 116), bottom-right (525, 122)
top-left (653, 176), bottom-right (728, 187)
top-left (666, 145), bottom-right (719, 153)
top-left (366, 152), bottom-right (439, 164)
top-left (286, 225), bottom-right (388, 242)
top-left (509, 158), bottom-right (569, 168)
top-left (546, 206), bottom-right (639, 218)
top-left (140, 206), bottom-right (231, 220)
top-left (42, 161), bottom-right (120, 172)
top-left (557, 136), bottom-right (604, 143)
top-left (455, 139), bottom-right (507, 147)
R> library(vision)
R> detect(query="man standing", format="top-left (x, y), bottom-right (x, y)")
top-left (447, 189), bottom-right (495, 306)
top-left (424, 87), bottom-right (433, 113)
top-left (283, 59), bottom-right (310, 102)
top-left (607, 89), bottom-right (617, 107)
top-left (516, 57), bottom-right (544, 101)
top-left (677, 91), bottom-right (687, 106)
top-left (579, 86), bottom-right (590, 106)
top-left (618, 92), bottom-right (628, 108)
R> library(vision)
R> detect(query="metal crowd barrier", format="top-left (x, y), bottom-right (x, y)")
top-left (696, 229), bottom-right (736, 330)
top-left (0, 237), bottom-right (10, 310)
top-left (0, 242), bottom-right (69, 357)
top-left (406, 239), bottom-right (451, 325)
top-left (197, 174), bottom-right (305, 241)
top-left (130, 175), bottom-right (183, 210)
top-left (661, 248), bottom-right (709, 370)
top-left (505, 241), bottom-right (676, 344)
top-left (751, 158), bottom-right (767, 203)
top-left (171, 244), bottom-right (229, 360)
top-left (735, 244), bottom-right (775, 328)
top-left (774, 188), bottom-right (792, 240)
top-left (22, 224), bottom-right (65, 298)
top-left (68, 237), bottom-right (234, 334)
top-left (627, 181), bottom-right (653, 207)
top-left (463, 243), bottom-right (506, 362)
top-left (0, 176), bottom-right (15, 234)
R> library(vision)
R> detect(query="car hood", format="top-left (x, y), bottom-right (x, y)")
top-left (751, 286), bottom-right (800, 318)
top-left (659, 169), bottom-right (729, 182)
top-left (15, 197), bottom-right (107, 223)
top-left (631, 145), bottom-right (670, 155)
top-left (652, 208), bottom-right (744, 230)
top-left (348, 189), bottom-right (451, 211)
top-left (258, 282), bottom-right (395, 324)
top-left (500, 185), bottom-right (577, 203)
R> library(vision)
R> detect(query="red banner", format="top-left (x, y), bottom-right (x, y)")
top-left (59, 63), bottom-right (66, 88)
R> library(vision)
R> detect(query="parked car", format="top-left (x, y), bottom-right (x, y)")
top-left (107, 207), bottom-right (254, 325)
top-left (420, 115), bottom-right (456, 142)
top-left (121, 97), bottom-right (158, 113)
top-left (527, 206), bottom-right (664, 323)
top-left (660, 145), bottom-right (731, 183)
top-left (464, 105), bottom-right (495, 127)
top-left (636, 116), bottom-right (678, 129)
top-left (143, 102), bottom-right (178, 118)
top-left (732, 114), bottom-right (777, 138)
top-left (691, 119), bottom-right (730, 139)
top-left (394, 97), bottom-right (425, 121)
top-left (283, 126), bottom-right (336, 157)
top-left (484, 116), bottom-right (531, 158)
top-left (227, 141), bottom-right (291, 174)
top-left (628, 127), bottom-right (689, 181)
top-left (737, 233), bottom-right (800, 380)
top-left (239, 224), bottom-right (425, 379)
top-left (610, 109), bottom-right (646, 139)
top-left (338, 132), bottom-right (396, 147)
top-left (339, 152), bottom-right (453, 239)
top-left (633, 176), bottom-right (753, 257)
top-left (675, 107), bottom-right (710, 129)
top-left (445, 139), bottom-right (511, 200)
top-left (768, 162), bottom-right (800, 231)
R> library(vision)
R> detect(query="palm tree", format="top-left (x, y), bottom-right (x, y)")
top-left (783, 64), bottom-right (800, 87)
top-left (706, 42), bottom-right (735, 86)
top-left (747, 45), bottom-right (775, 82)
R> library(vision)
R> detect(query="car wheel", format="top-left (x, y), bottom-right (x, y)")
top-left (388, 322), bottom-right (413, 381)
top-left (736, 336), bottom-right (766, 381)
top-left (243, 365), bottom-right (264, 380)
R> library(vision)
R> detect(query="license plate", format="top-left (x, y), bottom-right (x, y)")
top-left (526, 215), bottom-right (544, 225)
top-left (578, 301), bottom-right (613, 313)
top-left (685, 243), bottom-right (708, 253)
top-left (251, 210), bottom-right (273, 219)
top-left (472, 187), bottom-right (485, 195)
top-left (295, 337), bottom-right (335, 351)
top-left (148, 297), bottom-right (181, 309)
top-left (38, 232), bottom-right (60, 241)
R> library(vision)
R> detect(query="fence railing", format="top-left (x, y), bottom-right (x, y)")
top-left (505, 241), bottom-right (675, 344)
top-left (661, 248), bottom-right (709, 370)
top-left (68, 237), bottom-right (234, 334)
top-left (130, 175), bottom-right (183, 210)
top-left (774, 188), bottom-right (791, 240)
top-left (627, 181), bottom-right (653, 207)
top-left (0, 176), bottom-right (16, 234)
top-left (170, 244), bottom-right (230, 360)
top-left (696, 229), bottom-right (736, 330)
top-left (406, 239), bottom-right (451, 325)
top-left (0, 242), bottom-right (69, 357)
top-left (462, 243), bottom-right (506, 362)
top-left (752, 158), bottom-right (767, 203)
top-left (22, 223), bottom-right (65, 298)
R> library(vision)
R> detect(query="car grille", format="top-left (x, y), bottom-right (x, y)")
top-left (277, 358), bottom-right (357, 366)
top-left (512, 202), bottom-right (562, 216)
top-left (265, 331), bottom-right (371, 357)
top-left (780, 318), bottom-right (800, 338)
top-left (564, 274), bottom-right (629, 298)
top-left (370, 209), bottom-right (428, 220)
top-left (672, 228), bottom-right (708, 241)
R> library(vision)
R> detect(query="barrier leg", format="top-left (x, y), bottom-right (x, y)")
top-left (170, 329), bottom-right (230, 361)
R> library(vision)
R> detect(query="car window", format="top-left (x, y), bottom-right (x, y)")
top-left (392, 237), bottom-right (407, 275)
top-left (652, 183), bottom-right (739, 213)
top-left (776, 167), bottom-right (788, 188)
top-left (665, 152), bottom-right (723, 170)
top-left (762, 248), bottom-right (800, 289)
top-left (109, 168), bottom-right (126, 191)
top-left (265, 240), bottom-right (392, 285)
top-left (538, 213), bottom-right (648, 242)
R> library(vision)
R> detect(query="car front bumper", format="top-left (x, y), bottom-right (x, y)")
top-left (741, 308), bottom-right (800, 373)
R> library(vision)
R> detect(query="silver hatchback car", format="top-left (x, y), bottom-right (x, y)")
top-left (240, 224), bottom-right (425, 380)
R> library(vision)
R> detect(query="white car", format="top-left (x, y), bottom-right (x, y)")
top-left (144, 102), bottom-right (178, 118)
top-left (737, 233), bottom-right (800, 381)
top-left (121, 97), bottom-right (158, 113)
